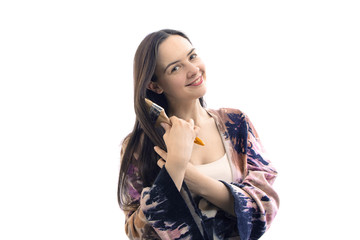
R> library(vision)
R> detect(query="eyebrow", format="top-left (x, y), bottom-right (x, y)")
top-left (163, 48), bottom-right (196, 73)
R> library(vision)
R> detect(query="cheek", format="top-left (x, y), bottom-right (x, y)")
top-left (168, 76), bottom-right (186, 89)
top-left (197, 61), bottom-right (206, 74)
top-left (159, 76), bottom-right (184, 92)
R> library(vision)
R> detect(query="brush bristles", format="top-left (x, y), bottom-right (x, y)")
top-left (144, 98), bottom-right (170, 126)
top-left (149, 103), bottom-right (163, 124)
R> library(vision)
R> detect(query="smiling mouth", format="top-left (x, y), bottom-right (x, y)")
top-left (186, 76), bottom-right (203, 86)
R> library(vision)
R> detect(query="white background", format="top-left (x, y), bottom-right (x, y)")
top-left (1, 0), bottom-right (359, 239)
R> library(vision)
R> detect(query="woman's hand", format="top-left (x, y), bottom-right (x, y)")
top-left (154, 117), bottom-right (199, 191)
top-left (160, 116), bottom-right (199, 170)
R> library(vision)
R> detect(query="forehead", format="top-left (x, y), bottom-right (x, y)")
top-left (156, 35), bottom-right (193, 67)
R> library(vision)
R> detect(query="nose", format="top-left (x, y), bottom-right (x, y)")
top-left (187, 63), bottom-right (200, 79)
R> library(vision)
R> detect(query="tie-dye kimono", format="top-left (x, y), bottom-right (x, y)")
top-left (121, 108), bottom-right (279, 240)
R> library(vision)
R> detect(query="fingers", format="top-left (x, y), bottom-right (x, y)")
top-left (187, 119), bottom-right (202, 139)
top-left (157, 158), bottom-right (166, 168)
top-left (167, 116), bottom-right (195, 129)
top-left (160, 122), bottom-right (171, 132)
top-left (154, 146), bottom-right (167, 168)
top-left (188, 118), bottom-right (195, 128)
top-left (194, 125), bottom-right (200, 136)
top-left (154, 146), bottom-right (168, 161)
top-left (162, 116), bottom-right (200, 144)
top-left (172, 117), bottom-right (200, 137)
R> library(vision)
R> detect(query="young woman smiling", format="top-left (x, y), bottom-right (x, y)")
top-left (118, 29), bottom-right (279, 240)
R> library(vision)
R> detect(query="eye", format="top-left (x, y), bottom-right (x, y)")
top-left (189, 53), bottom-right (197, 60)
top-left (171, 65), bottom-right (180, 73)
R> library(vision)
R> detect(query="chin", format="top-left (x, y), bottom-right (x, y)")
top-left (200, 84), bottom-right (207, 95)
top-left (196, 87), bottom-right (207, 99)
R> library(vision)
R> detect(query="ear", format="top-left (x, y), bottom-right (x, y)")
top-left (147, 81), bottom-right (164, 94)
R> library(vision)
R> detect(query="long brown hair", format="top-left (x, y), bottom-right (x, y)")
top-left (118, 29), bottom-right (205, 210)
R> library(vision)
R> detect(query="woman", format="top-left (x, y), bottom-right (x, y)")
top-left (118, 29), bottom-right (279, 240)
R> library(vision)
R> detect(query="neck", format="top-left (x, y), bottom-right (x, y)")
top-left (167, 98), bottom-right (209, 126)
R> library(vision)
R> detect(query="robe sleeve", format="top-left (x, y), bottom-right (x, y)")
top-left (120, 142), bottom-right (205, 240)
top-left (221, 113), bottom-right (280, 240)
top-left (121, 165), bottom-right (160, 240)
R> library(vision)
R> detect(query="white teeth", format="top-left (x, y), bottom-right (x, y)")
top-left (192, 78), bottom-right (201, 85)
top-left (187, 76), bottom-right (202, 86)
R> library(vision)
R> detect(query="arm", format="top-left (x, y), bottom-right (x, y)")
top-left (122, 165), bottom-right (205, 240)
top-left (184, 164), bottom-right (235, 216)
top-left (159, 117), bottom-right (199, 191)
top-left (224, 112), bottom-right (279, 240)
top-left (154, 149), bottom-right (235, 216)
top-left (120, 137), bottom-right (205, 240)
top-left (155, 116), bottom-right (236, 215)
top-left (120, 141), bottom-right (160, 239)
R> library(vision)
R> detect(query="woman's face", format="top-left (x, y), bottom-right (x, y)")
top-left (153, 35), bottom-right (206, 104)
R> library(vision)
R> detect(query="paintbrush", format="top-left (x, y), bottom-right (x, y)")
top-left (144, 98), bottom-right (205, 146)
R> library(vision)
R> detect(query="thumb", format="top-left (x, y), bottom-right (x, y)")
top-left (160, 122), bottom-right (171, 132)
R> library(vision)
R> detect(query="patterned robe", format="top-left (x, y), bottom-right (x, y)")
top-left (120, 108), bottom-right (280, 240)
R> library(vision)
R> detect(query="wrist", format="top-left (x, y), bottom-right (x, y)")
top-left (166, 153), bottom-right (189, 169)
top-left (165, 160), bottom-right (187, 174)
top-left (164, 162), bottom-right (186, 191)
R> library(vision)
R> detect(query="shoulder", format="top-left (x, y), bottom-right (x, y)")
top-left (207, 107), bottom-right (256, 138)
top-left (207, 108), bottom-right (248, 124)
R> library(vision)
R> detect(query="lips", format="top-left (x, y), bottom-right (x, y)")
top-left (186, 76), bottom-right (203, 87)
